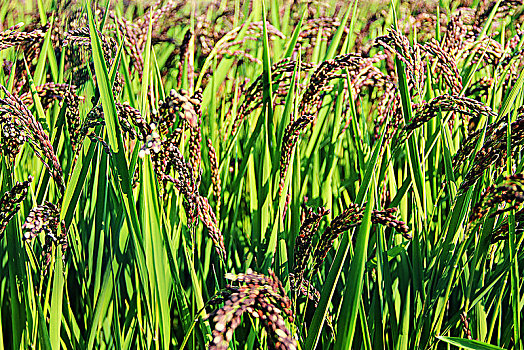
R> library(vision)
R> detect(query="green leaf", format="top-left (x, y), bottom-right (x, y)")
top-left (324, 1), bottom-right (354, 60)
top-left (335, 185), bottom-right (375, 349)
top-left (304, 134), bottom-right (384, 350)
top-left (49, 253), bottom-right (64, 350)
top-left (437, 336), bottom-right (507, 350)
top-left (87, 4), bottom-right (120, 154)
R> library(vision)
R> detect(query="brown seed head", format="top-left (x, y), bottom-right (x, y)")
top-left (0, 176), bottom-right (33, 239)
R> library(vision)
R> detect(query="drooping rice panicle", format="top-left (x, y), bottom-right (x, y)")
top-left (77, 102), bottom-right (146, 148)
top-left (63, 27), bottom-right (117, 65)
top-left (208, 138), bottom-right (222, 217)
top-left (19, 83), bottom-right (83, 149)
top-left (422, 39), bottom-right (463, 95)
top-left (404, 94), bottom-right (497, 131)
top-left (279, 54), bottom-right (361, 193)
top-left (0, 176), bottom-right (32, 239)
top-left (63, 26), bottom-right (121, 93)
top-left (295, 17), bottom-right (350, 58)
top-left (312, 204), bottom-right (411, 271)
top-left (1, 22), bottom-right (49, 93)
top-left (140, 132), bottom-right (226, 261)
top-left (0, 22), bottom-right (45, 50)
top-left (231, 58), bottom-right (315, 135)
top-left (469, 173), bottom-right (524, 224)
top-left (460, 312), bottom-right (473, 340)
top-left (205, 269), bottom-right (296, 350)
top-left (289, 273), bottom-right (321, 307)
top-left (187, 89), bottom-right (203, 183)
top-left (292, 205), bottom-right (329, 283)
top-left (491, 208), bottom-right (524, 243)
top-left (176, 29), bottom-right (193, 88)
top-left (198, 21), bottom-right (285, 65)
top-left (114, 0), bottom-right (185, 77)
top-left (22, 201), bottom-right (67, 275)
top-left (157, 88), bottom-right (200, 132)
top-left (0, 86), bottom-right (65, 195)
top-left (473, 0), bottom-right (524, 32)
top-left (442, 9), bottom-right (475, 57)
top-left (375, 28), bottom-right (425, 93)
top-left (461, 111), bottom-right (524, 190)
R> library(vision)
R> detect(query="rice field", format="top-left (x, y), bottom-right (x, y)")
top-left (1, 0), bottom-right (524, 349)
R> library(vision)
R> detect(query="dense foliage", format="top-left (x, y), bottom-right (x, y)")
top-left (1, 0), bottom-right (524, 349)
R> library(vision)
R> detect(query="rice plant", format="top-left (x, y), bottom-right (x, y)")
top-left (1, 0), bottom-right (524, 349)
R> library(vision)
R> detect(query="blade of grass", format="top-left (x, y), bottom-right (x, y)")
top-left (335, 184), bottom-right (375, 349)
top-left (49, 252), bottom-right (64, 350)
top-left (304, 133), bottom-right (384, 350)
top-left (437, 336), bottom-right (506, 350)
